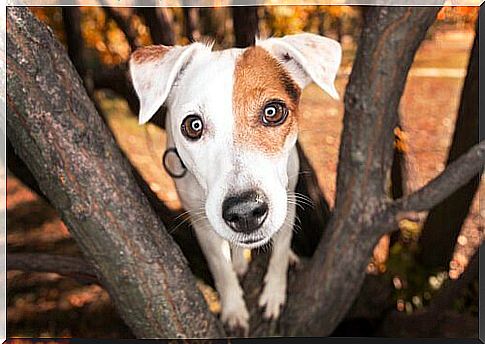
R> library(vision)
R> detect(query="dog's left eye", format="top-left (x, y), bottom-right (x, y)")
top-left (181, 114), bottom-right (204, 140)
top-left (261, 101), bottom-right (288, 126)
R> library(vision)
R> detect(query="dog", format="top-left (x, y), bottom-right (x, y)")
top-left (129, 33), bottom-right (342, 334)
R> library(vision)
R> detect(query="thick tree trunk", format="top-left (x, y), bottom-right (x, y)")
top-left (6, 7), bottom-right (224, 338)
top-left (281, 7), bottom-right (442, 336)
top-left (232, 6), bottom-right (259, 48)
top-left (418, 26), bottom-right (480, 270)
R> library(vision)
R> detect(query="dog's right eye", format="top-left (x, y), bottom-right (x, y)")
top-left (181, 114), bottom-right (204, 140)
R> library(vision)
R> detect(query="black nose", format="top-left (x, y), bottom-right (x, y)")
top-left (222, 190), bottom-right (269, 234)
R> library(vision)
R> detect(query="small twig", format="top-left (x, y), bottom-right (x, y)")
top-left (394, 140), bottom-right (485, 214)
top-left (8, 253), bottom-right (98, 284)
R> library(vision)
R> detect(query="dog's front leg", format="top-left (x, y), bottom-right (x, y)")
top-left (258, 200), bottom-right (298, 320)
top-left (231, 245), bottom-right (249, 277)
top-left (193, 222), bottom-right (249, 334)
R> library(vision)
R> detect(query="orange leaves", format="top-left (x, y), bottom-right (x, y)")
top-left (437, 7), bottom-right (478, 26)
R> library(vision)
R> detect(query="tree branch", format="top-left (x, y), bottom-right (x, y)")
top-left (8, 253), bottom-right (98, 284)
top-left (136, 7), bottom-right (175, 46)
top-left (394, 140), bottom-right (484, 216)
top-left (232, 6), bottom-right (259, 48)
top-left (102, 6), bottom-right (139, 52)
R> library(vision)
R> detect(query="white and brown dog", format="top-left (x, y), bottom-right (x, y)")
top-left (129, 33), bottom-right (341, 333)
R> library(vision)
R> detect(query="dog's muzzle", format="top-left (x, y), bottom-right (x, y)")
top-left (222, 189), bottom-right (269, 234)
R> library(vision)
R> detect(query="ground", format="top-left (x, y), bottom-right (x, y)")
top-left (6, 26), bottom-right (482, 338)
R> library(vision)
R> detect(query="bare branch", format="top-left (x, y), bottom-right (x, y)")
top-left (394, 140), bottom-right (484, 215)
top-left (136, 7), bottom-right (175, 46)
top-left (232, 6), bottom-right (259, 48)
top-left (8, 253), bottom-right (98, 284)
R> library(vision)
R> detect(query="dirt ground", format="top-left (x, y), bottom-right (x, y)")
top-left (6, 27), bottom-right (482, 338)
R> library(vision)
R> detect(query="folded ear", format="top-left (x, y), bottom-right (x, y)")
top-left (129, 43), bottom-right (206, 124)
top-left (256, 33), bottom-right (342, 99)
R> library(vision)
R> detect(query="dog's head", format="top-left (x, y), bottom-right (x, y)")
top-left (130, 34), bottom-right (341, 248)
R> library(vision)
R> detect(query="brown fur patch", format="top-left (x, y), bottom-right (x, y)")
top-left (233, 47), bottom-right (301, 155)
top-left (131, 45), bottom-right (170, 64)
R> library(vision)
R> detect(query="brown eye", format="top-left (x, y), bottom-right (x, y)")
top-left (261, 101), bottom-right (288, 126)
top-left (181, 114), bottom-right (204, 140)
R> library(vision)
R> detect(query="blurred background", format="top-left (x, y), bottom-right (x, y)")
top-left (6, 5), bottom-right (481, 338)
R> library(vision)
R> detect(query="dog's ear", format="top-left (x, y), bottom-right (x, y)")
top-left (256, 33), bottom-right (342, 99)
top-left (129, 43), bottom-right (205, 124)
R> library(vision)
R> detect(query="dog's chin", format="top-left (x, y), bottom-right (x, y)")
top-left (233, 236), bottom-right (271, 249)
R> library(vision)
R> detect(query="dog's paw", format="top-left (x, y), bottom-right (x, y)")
top-left (221, 300), bottom-right (249, 336)
top-left (258, 277), bottom-right (286, 320)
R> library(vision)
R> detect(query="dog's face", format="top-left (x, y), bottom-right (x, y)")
top-left (130, 34), bottom-right (341, 248)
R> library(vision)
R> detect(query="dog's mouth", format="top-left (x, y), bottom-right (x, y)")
top-left (235, 236), bottom-right (270, 248)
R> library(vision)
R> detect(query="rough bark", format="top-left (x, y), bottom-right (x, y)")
top-left (232, 6), bottom-right (259, 48)
top-left (418, 26), bottom-right (480, 270)
top-left (6, 7), bottom-right (224, 338)
top-left (281, 7), bottom-right (443, 336)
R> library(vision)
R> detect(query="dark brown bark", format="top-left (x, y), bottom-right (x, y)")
top-left (7, 253), bottom-right (98, 284)
top-left (7, 136), bottom-right (46, 201)
top-left (6, 7), bottom-right (224, 338)
top-left (418, 27), bottom-right (480, 270)
top-left (335, 16), bottom-right (343, 43)
top-left (317, 9), bottom-right (326, 36)
top-left (232, 6), bottom-right (259, 48)
top-left (91, 63), bottom-right (139, 116)
top-left (291, 142), bottom-right (331, 257)
top-left (280, 7), bottom-right (442, 336)
top-left (183, 7), bottom-right (199, 42)
top-left (136, 7), bottom-right (175, 46)
top-left (61, 7), bottom-right (86, 80)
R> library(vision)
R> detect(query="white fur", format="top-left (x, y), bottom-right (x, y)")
top-left (129, 33), bottom-right (341, 334)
